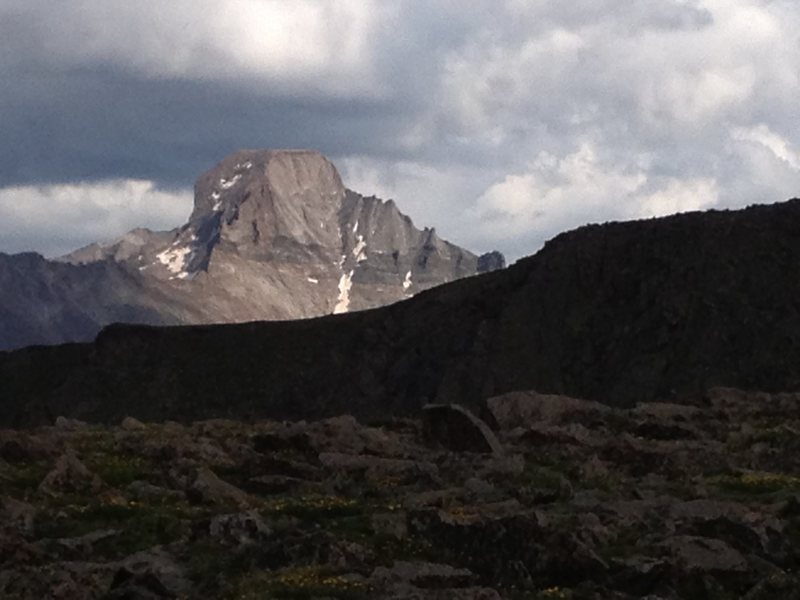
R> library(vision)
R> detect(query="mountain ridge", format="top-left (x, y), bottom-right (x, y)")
top-left (3, 198), bottom-right (800, 427)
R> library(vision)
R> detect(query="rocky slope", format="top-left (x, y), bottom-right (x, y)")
top-left (2, 198), bottom-right (800, 427)
top-left (2, 389), bottom-right (800, 599)
top-left (0, 150), bottom-right (503, 350)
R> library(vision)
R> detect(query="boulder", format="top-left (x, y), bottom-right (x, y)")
top-left (120, 416), bottom-right (147, 431)
top-left (107, 548), bottom-right (190, 599)
top-left (422, 405), bottom-right (503, 454)
top-left (45, 529), bottom-right (119, 561)
top-left (485, 390), bottom-right (609, 429)
top-left (208, 510), bottom-right (271, 546)
top-left (252, 430), bottom-right (314, 455)
top-left (0, 430), bottom-right (56, 462)
top-left (187, 467), bottom-right (252, 508)
top-left (54, 416), bottom-right (89, 431)
top-left (38, 451), bottom-right (103, 496)
top-left (371, 511), bottom-right (408, 540)
top-left (1, 496), bottom-right (35, 535)
top-left (662, 535), bottom-right (748, 574)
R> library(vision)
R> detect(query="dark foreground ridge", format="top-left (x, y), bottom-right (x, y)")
top-left (3, 199), bottom-right (800, 427)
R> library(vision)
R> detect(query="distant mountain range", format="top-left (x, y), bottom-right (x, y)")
top-left (0, 150), bottom-right (504, 350)
top-left (3, 198), bottom-right (800, 427)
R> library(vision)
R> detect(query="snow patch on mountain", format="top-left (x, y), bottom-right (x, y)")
top-left (333, 270), bottom-right (354, 314)
top-left (220, 174), bottom-right (242, 190)
top-left (156, 245), bottom-right (192, 278)
top-left (353, 235), bottom-right (367, 263)
top-left (403, 270), bottom-right (413, 291)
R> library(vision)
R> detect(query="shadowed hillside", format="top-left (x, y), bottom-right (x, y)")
top-left (3, 199), bottom-right (800, 426)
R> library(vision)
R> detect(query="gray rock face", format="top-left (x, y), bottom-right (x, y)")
top-left (477, 251), bottom-right (506, 273)
top-left (0, 150), bottom-right (504, 350)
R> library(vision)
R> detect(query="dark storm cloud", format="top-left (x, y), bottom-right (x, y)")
top-left (0, 69), bottom-right (409, 188)
top-left (0, 0), bottom-right (799, 260)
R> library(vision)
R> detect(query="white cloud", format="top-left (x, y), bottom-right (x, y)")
top-left (638, 178), bottom-right (719, 218)
top-left (0, 180), bottom-right (192, 257)
top-left (469, 144), bottom-right (718, 253)
top-left (3, 0), bottom-right (391, 97)
top-left (1, 0), bottom-right (799, 261)
top-left (731, 124), bottom-right (800, 171)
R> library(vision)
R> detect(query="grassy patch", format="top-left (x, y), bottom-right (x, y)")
top-left (507, 463), bottom-right (574, 504)
top-left (372, 533), bottom-right (438, 564)
top-left (0, 460), bottom-right (49, 497)
top-left (708, 471), bottom-right (800, 495)
top-left (261, 495), bottom-right (365, 519)
top-left (228, 566), bottom-right (371, 600)
top-left (84, 454), bottom-right (154, 487)
top-left (70, 429), bottom-right (116, 454)
top-left (36, 499), bottom-right (189, 558)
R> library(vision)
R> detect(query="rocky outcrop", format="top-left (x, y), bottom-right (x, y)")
top-left (2, 394), bottom-right (799, 598)
top-left (0, 150), bottom-right (504, 351)
top-left (476, 251), bottom-right (505, 273)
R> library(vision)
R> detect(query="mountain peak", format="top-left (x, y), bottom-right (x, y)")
top-left (6, 150), bottom-right (505, 349)
top-left (191, 149), bottom-right (343, 219)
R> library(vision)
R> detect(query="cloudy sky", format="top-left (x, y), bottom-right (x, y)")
top-left (1, 0), bottom-right (799, 260)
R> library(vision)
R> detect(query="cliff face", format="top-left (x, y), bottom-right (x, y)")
top-left (3, 199), bottom-right (800, 427)
top-left (0, 150), bottom-right (503, 350)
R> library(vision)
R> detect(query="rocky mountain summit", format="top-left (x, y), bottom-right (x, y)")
top-left (2, 388), bottom-right (800, 598)
top-left (0, 150), bottom-right (503, 350)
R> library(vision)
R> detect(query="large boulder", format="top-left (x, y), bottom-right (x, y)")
top-left (107, 548), bottom-right (190, 599)
top-left (485, 390), bottom-right (609, 430)
top-left (422, 405), bottom-right (503, 454)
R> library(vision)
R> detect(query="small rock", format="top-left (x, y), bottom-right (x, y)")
top-left (463, 478), bottom-right (499, 501)
top-left (1, 496), bottom-right (36, 535)
top-left (246, 474), bottom-right (324, 495)
top-left (404, 488), bottom-right (467, 510)
top-left (54, 416), bottom-right (89, 431)
top-left (187, 467), bottom-right (252, 508)
top-left (208, 510), bottom-right (271, 546)
top-left (46, 529), bottom-right (119, 561)
top-left (120, 416), bottom-right (147, 431)
top-left (252, 430), bottom-right (313, 454)
top-left (319, 452), bottom-right (439, 479)
top-left (371, 561), bottom-right (476, 589)
top-left (371, 511), bottom-right (408, 540)
top-left (477, 453), bottom-right (524, 477)
top-left (324, 540), bottom-right (372, 570)
top-left (127, 480), bottom-right (185, 503)
top-left (256, 455), bottom-right (324, 480)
